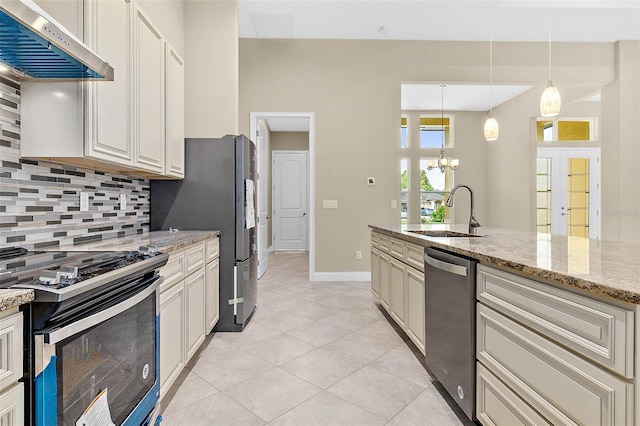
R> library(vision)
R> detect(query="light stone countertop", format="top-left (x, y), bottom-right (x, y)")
top-left (370, 223), bottom-right (640, 305)
top-left (0, 289), bottom-right (34, 312)
top-left (57, 230), bottom-right (221, 254)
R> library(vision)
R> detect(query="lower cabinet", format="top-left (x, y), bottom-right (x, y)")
top-left (159, 281), bottom-right (185, 398)
top-left (370, 231), bottom-right (425, 355)
top-left (0, 310), bottom-right (23, 426)
top-left (185, 269), bottom-right (206, 361)
top-left (159, 237), bottom-right (219, 398)
top-left (205, 258), bottom-right (220, 333)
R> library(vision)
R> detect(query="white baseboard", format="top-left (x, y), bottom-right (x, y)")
top-left (311, 271), bottom-right (371, 282)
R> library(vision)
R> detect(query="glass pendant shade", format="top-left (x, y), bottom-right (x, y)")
top-left (540, 81), bottom-right (561, 117)
top-left (484, 116), bottom-right (499, 141)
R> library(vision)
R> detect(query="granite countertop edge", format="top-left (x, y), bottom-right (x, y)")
top-left (370, 224), bottom-right (640, 305)
top-left (0, 289), bottom-right (35, 312)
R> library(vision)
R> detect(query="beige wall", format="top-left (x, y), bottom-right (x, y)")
top-left (239, 39), bottom-right (617, 274)
top-left (184, 0), bottom-right (238, 138)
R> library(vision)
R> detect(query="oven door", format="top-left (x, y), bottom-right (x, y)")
top-left (33, 280), bottom-right (160, 426)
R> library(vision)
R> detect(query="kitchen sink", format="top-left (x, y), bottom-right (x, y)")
top-left (409, 230), bottom-right (483, 238)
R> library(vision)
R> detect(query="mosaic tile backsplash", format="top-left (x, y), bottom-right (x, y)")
top-left (0, 75), bottom-right (150, 250)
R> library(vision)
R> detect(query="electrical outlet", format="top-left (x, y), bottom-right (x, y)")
top-left (391, 200), bottom-right (397, 209)
top-left (80, 192), bottom-right (89, 212)
top-left (356, 250), bottom-right (362, 260)
top-left (119, 193), bottom-right (127, 210)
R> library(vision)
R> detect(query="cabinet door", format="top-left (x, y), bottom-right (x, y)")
top-left (159, 281), bottom-right (185, 398)
top-left (185, 269), bottom-right (206, 361)
top-left (205, 258), bottom-right (220, 333)
top-left (134, 6), bottom-right (165, 173)
top-left (0, 312), bottom-right (23, 392)
top-left (405, 265), bottom-right (425, 354)
top-left (379, 252), bottom-right (391, 311)
top-left (165, 43), bottom-right (185, 178)
top-left (84, 0), bottom-right (133, 165)
top-left (389, 257), bottom-right (406, 328)
top-left (370, 248), bottom-right (381, 298)
top-left (0, 383), bottom-right (24, 426)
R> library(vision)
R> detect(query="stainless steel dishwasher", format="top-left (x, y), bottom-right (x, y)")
top-left (424, 247), bottom-right (478, 421)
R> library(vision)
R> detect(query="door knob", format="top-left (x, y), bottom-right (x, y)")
top-left (301, 212), bottom-right (306, 216)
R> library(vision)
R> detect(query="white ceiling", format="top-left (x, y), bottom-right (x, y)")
top-left (265, 116), bottom-right (310, 132)
top-left (401, 84), bottom-right (533, 111)
top-left (239, 1), bottom-right (640, 43)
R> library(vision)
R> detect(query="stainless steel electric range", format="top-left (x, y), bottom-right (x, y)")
top-left (0, 246), bottom-right (168, 426)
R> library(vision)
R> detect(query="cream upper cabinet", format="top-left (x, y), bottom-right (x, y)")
top-left (165, 43), bottom-right (185, 178)
top-left (134, 6), bottom-right (165, 174)
top-left (84, 0), bottom-right (133, 165)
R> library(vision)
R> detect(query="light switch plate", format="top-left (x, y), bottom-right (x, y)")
top-left (391, 200), bottom-right (397, 209)
top-left (119, 193), bottom-right (127, 211)
top-left (367, 177), bottom-right (375, 186)
top-left (322, 200), bottom-right (338, 209)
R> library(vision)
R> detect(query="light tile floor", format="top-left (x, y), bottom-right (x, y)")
top-left (160, 252), bottom-right (469, 425)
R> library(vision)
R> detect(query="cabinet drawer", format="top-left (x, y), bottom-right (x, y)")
top-left (371, 232), bottom-right (381, 248)
top-left (0, 312), bottom-right (23, 392)
top-left (477, 363), bottom-right (551, 426)
top-left (184, 243), bottom-right (206, 276)
top-left (205, 237), bottom-right (220, 263)
top-left (378, 235), bottom-right (390, 253)
top-left (159, 252), bottom-right (185, 292)
top-left (478, 264), bottom-right (634, 378)
top-left (389, 237), bottom-right (405, 260)
top-left (405, 242), bottom-right (424, 272)
top-left (477, 304), bottom-right (634, 426)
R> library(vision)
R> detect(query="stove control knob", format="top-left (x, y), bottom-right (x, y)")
top-left (59, 266), bottom-right (79, 279)
top-left (40, 270), bottom-right (61, 285)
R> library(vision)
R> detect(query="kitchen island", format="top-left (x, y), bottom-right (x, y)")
top-left (370, 223), bottom-right (640, 426)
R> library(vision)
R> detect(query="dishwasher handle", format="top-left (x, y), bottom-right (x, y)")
top-left (425, 253), bottom-right (468, 277)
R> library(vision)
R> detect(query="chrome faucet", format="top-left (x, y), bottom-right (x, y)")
top-left (446, 184), bottom-right (481, 234)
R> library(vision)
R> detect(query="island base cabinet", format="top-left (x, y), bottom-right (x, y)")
top-left (159, 281), bottom-right (185, 398)
top-left (370, 248), bottom-right (381, 298)
top-left (405, 265), bottom-right (425, 354)
top-left (389, 257), bottom-right (406, 328)
top-left (476, 363), bottom-right (551, 426)
top-left (379, 252), bottom-right (391, 311)
top-left (185, 270), bottom-right (206, 361)
top-left (205, 257), bottom-right (220, 333)
top-left (477, 304), bottom-right (634, 426)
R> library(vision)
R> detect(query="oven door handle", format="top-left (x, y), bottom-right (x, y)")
top-left (43, 278), bottom-right (161, 345)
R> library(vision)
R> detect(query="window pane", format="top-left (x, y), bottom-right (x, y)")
top-left (400, 158), bottom-right (409, 223)
top-left (400, 115), bottom-right (408, 148)
top-left (419, 158), bottom-right (450, 224)
top-left (536, 119), bottom-right (594, 141)
top-left (536, 157), bottom-right (551, 233)
top-left (420, 129), bottom-right (444, 148)
top-left (419, 115), bottom-right (451, 148)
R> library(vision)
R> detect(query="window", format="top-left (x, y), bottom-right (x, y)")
top-left (400, 158), bottom-right (409, 223)
top-left (400, 115), bottom-right (409, 148)
top-left (419, 158), bottom-right (451, 224)
top-left (420, 115), bottom-right (452, 148)
top-left (537, 118), bottom-right (596, 142)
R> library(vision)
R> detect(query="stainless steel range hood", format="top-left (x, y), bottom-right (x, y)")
top-left (0, 0), bottom-right (114, 80)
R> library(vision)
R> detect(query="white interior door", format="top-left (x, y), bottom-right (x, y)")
top-left (273, 151), bottom-right (308, 250)
top-left (537, 148), bottom-right (600, 239)
top-left (257, 120), bottom-right (270, 278)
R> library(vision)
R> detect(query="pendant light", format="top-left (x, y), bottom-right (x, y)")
top-left (484, 0), bottom-right (499, 141)
top-left (540, 1), bottom-right (561, 117)
top-left (427, 85), bottom-right (459, 173)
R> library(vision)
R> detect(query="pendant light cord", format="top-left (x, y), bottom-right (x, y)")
top-left (441, 84), bottom-right (445, 149)
top-left (548, 0), bottom-right (552, 82)
top-left (489, 0), bottom-right (494, 116)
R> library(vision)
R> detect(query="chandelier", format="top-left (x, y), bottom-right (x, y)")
top-left (427, 84), bottom-right (459, 173)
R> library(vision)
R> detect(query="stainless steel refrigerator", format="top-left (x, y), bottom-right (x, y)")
top-left (150, 135), bottom-right (257, 332)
